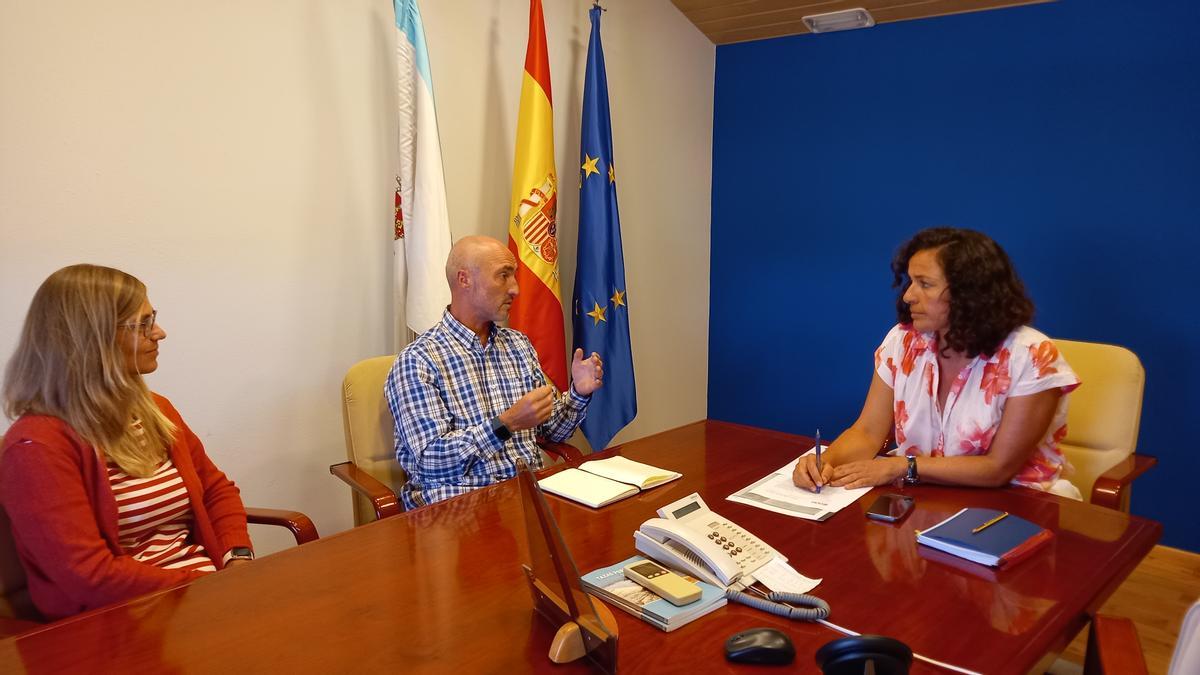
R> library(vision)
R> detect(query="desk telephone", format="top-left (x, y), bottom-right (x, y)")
top-left (634, 492), bottom-right (784, 587)
top-left (634, 492), bottom-right (831, 623)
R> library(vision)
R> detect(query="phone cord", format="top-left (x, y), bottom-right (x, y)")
top-left (725, 589), bottom-right (831, 621)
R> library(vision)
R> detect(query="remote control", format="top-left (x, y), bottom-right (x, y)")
top-left (623, 560), bottom-right (702, 606)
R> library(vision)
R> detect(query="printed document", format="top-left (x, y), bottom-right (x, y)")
top-left (747, 557), bottom-right (821, 595)
top-left (726, 447), bottom-right (870, 521)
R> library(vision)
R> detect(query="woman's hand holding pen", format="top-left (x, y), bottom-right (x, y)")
top-left (792, 453), bottom-right (834, 492)
top-left (792, 454), bottom-right (906, 492)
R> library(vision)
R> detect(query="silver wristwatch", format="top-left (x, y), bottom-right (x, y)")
top-left (903, 455), bottom-right (921, 486)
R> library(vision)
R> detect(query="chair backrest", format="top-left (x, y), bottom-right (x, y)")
top-left (342, 355), bottom-right (407, 526)
top-left (1052, 339), bottom-right (1144, 506)
top-left (0, 505), bottom-right (38, 624)
top-left (1168, 599), bottom-right (1200, 675)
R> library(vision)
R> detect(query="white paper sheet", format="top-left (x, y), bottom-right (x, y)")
top-left (726, 448), bottom-right (871, 521)
top-left (748, 557), bottom-right (821, 595)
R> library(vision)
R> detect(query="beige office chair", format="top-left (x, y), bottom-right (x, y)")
top-left (330, 355), bottom-right (583, 526)
top-left (0, 497), bottom-right (317, 637)
top-left (330, 355), bottom-right (408, 526)
top-left (1054, 338), bottom-right (1155, 511)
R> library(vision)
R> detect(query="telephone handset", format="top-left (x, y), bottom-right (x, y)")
top-left (634, 492), bottom-right (784, 587)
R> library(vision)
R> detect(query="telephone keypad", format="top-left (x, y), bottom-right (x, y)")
top-left (652, 493), bottom-right (782, 582)
top-left (704, 520), bottom-right (772, 573)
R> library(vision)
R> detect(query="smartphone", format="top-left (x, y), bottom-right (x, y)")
top-left (866, 493), bottom-right (914, 522)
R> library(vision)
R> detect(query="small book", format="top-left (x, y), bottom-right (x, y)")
top-left (916, 507), bottom-right (1054, 568)
top-left (537, 456), bottom-right (682, 508)
top-left (581, 556), bottom-right (727, 632)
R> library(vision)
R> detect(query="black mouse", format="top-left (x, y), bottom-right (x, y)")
top-left (724, 627), bottom-right (796, 665)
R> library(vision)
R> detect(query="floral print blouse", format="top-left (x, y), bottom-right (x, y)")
top-left (874, 324), bottom-right (1080, 491)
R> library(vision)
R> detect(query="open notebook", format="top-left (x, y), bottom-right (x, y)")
top-left (538, 456), bottom-right (682, 508)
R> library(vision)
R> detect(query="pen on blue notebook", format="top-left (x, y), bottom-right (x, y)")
top-left (814, 428), bottom-right (822, 494)
top-left (972, 511), bottom-right (1009, 534)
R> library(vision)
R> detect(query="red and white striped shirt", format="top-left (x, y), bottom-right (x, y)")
top-left (107, 457), bottom-right (216, 574)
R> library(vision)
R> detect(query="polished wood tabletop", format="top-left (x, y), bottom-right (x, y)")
top-left (0, 421), bottom-right (1161, 674)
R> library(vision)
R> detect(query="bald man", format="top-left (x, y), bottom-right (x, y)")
top-left (384, 236), bottom-right (604, 508)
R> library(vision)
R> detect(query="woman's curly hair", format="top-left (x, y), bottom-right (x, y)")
top-left (892, 228), bottom-right (1034, 358)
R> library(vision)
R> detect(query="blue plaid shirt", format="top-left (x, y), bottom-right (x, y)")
top-left (385, 310), bottom-right (590, 508)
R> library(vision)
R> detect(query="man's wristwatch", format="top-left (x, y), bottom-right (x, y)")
top-left (490, 417), bottom-right (512, 442)
top-left (903, 455), bottom-right (921, 486)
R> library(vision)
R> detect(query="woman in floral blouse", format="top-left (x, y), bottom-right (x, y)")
top-left (792, 228), bottom-right (1082, 498)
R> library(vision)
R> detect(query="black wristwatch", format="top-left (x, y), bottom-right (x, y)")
top-left (490, 417), bottom-right (512, 442)
top-left (903, 455), bottom-right (921, 486)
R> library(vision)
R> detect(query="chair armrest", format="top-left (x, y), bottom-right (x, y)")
top-left (329, 461), bottom-right (404, 520)
top-left (1084, 615), bottom-right (1147, 675)
top-left (245, 507), bottom-right (319, 545)
top-left (1091, 454), bottom-right (1157, 510)
top-left (538, 438), bottom-right (584, 464)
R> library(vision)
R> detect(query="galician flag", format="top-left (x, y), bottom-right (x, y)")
top-left (508, 0), bottom-right (567, 391)
top-left (573, 4), bottom-right (636, 450)
top-left (394, 0), bottom-right (452, 343)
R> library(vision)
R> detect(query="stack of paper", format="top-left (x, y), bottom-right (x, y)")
top-left (726, 450), bottom-right (870, 521)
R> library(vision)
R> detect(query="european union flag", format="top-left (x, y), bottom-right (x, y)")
top-left (573, 4), bottom-right (636, 451)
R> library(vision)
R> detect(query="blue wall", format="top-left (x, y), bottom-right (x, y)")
top-left (709, 0), bottom-right (1200, 551)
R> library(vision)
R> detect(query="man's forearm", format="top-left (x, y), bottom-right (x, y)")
top-left (538, 390), bottom-right (589, 442)
top-left (398, 415), bottom-right (503, 477)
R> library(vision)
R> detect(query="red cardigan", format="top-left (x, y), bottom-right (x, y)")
top-left (0, 394), bottom-right (251, 620)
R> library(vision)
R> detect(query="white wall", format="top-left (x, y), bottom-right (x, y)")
top-left (0, 0), bottom-right (713, 550)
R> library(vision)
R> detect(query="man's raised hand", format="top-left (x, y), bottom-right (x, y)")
top-left (571, 348), bottom-right (604, 395)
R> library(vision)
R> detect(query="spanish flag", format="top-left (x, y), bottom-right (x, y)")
top-left (508, 0), bottom-right (567, 391)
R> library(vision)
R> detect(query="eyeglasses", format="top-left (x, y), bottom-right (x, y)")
top-left (118, 310), bottom-right (158, 337)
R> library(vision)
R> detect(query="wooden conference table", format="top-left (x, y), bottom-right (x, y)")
top-left (0, 421), bottom-right (1160, 674)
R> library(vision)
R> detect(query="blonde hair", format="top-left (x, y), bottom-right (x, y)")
top-left (3, 264), bottom-right (175, 477)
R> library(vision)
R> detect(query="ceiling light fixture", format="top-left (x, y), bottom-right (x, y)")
top-left (802, 8), bottom-right (876, 33)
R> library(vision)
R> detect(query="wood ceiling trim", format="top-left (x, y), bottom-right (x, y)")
top-left (684, 1), bottom-right (845, 25)
top-left (684, 0), bottom-right (954, 27)
top-left (692, 1), bottom-right (944, 33)
top-left (689, 0), bottom-right (1053, 45)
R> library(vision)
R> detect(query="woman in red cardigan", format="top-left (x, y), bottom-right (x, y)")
top-left (1, 264), bottom-right (253, 620)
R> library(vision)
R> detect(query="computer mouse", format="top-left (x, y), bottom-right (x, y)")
top-left (724, 627), bottom-right (796, 665)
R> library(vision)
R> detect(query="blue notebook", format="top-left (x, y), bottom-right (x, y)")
top-left (916, 508), bottom-right (1053, 568)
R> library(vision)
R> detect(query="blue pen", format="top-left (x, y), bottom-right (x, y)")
top-left (814, 428), bottom-right (822, 494)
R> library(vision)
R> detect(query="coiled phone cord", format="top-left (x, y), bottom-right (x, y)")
top-left (725, 587), bottom-right (831, 621)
